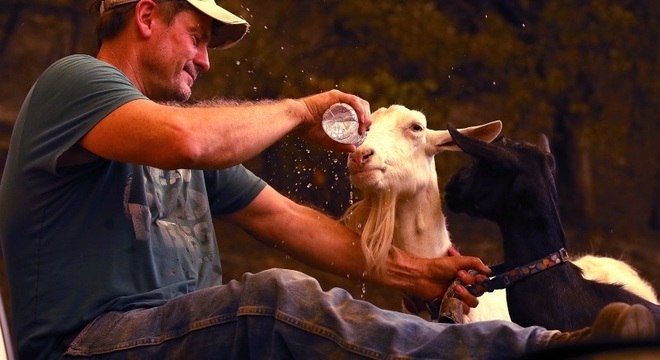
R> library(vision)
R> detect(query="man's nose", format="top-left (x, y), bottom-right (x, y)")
top-left (195, 47), bottom-right (210, 72)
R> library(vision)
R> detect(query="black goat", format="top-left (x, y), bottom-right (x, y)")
top-left (444, 125), bottom-right (660, 331)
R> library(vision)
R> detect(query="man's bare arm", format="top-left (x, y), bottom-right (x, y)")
top-left (79, 90), bottom-right (371, 169)
top-left (225, 185), bottom-right (489, 305)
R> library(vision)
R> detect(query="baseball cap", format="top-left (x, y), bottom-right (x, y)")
top-left (100, 0), bottom-right (249, 49)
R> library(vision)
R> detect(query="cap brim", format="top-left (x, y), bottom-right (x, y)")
top-left (186, 0), bottom-right (249, 49)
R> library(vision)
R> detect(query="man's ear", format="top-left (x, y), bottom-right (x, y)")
top-left (134, 0), bottom-right (159, 39)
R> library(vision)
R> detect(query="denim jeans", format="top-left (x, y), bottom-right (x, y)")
top-left (64, 268), bottom-right (548, 359)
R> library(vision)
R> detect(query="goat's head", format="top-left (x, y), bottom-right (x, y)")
top-left (444, 123), bottom-right (558, 223)
top-left (343, 105), bottom-right (502, 272)
top-left (348, 105), bottom-right (503, 198)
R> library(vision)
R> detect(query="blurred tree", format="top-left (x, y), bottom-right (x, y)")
top-left (1, 0), bottom-right (658, 233)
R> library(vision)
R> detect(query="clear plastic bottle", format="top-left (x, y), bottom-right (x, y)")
top-left (322, 103), bottom-right (366, 146)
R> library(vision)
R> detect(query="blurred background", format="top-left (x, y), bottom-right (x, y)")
top-left (0, 0), bottom-right (658, 312)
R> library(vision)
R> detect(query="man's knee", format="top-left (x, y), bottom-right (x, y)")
top-left (238, 268), bottom-right (323, 305)
top-left (242, 268), bottom-right (316, 289)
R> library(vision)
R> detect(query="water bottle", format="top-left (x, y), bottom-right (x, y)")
top-left (322, 103), bottom-right (366, 146)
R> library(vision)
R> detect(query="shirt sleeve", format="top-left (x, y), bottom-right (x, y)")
top-left (17, 55), bottom-right (147, 175)
top-left (204, 165), bottom-right (267, 215)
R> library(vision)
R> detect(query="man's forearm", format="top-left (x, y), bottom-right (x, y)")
top-left (177, 98), bottom-right (306, 167)
top-left (81, 98), bottom-right (306, 169)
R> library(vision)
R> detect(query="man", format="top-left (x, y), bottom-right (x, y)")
top-left (0, 0), bottom-right (654, 359)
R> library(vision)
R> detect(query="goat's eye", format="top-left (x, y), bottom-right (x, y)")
top-left (410, 123), bottom-right (424, 132)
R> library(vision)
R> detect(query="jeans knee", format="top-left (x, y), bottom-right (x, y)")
top-left (238, 269), bottom-right (323, 307)
top-left (243, 268), bottom-right (314, 287)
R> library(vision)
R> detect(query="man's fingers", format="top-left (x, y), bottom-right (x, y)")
top-left (453, 284), bottom-right (479, 308)
top-left (457, 256), bottom-right (491, 276)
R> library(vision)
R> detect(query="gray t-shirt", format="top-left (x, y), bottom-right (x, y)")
top-left (0, 55), bottom-right (266, 358)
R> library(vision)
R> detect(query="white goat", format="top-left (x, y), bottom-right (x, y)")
top-left (341, 105), bottom-right (657, 324)
top-left (341, 105), bottom-right (508, 322)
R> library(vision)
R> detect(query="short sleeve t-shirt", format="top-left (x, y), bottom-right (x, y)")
top-left (0, 55), bottom-right (266, 358)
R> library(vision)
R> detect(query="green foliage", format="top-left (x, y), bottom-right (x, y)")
top-left (2, 0), bottom-right (655, 228)
top-left (196, 0), bottom-right (659, 229)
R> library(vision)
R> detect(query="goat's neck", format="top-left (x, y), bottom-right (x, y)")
top-left (499, 191), bottom-right (567, 268)
top-left (392, 182), bottom-right (451, 258)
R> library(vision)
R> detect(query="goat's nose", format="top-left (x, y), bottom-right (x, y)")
top-left (350, 148), bottom-right (374, 165)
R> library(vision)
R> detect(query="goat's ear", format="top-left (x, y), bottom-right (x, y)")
top-left (538, 134), bottom-right (551, 155)
top-left (448, 122), bottom-right (520, 169)
top-left (429, 120), bottom-right (503, 154)
top-left (428, 129), bottom-right (460, 154)
top-left (538, 133), bottom-right (558, 174)
top-left (459, 120), bottom-right (503, 144)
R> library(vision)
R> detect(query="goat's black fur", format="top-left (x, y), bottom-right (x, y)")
top-left (444, 124), bottom-right (660, 331)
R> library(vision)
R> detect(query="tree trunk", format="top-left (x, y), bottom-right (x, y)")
top-left (552, 114), bottom-right (592, 246)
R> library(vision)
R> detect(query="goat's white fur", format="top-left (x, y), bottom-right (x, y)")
top-left (573, 255), bottom-right (657, 304)
top-left (341, 105), bottom-right (657, 323)
top-left (342, 105), bottom-right (508, 322)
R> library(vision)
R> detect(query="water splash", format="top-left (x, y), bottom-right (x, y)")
top-left (360, 272), bottom-right (368, 299)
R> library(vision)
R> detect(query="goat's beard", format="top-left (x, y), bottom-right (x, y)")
top-left (341, 191), bottom-right (396, 276)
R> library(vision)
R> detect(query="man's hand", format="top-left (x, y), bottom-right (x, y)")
top-left (430, 256), bottom-right (490, 308)
top-left (386, 247), bottom-right (491, 309)
top-left (297, 89), bottom-right (371, 152)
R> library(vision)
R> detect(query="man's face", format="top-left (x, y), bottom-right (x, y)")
top-left (141, 8), bottom-right (213, 102)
